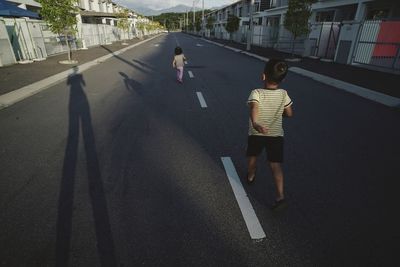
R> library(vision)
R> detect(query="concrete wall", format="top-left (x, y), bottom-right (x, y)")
top-left (0, 16), bottom-right (153, 67)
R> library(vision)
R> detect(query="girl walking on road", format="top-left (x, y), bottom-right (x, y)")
top-left (172, 46), bottom-right (187, 83)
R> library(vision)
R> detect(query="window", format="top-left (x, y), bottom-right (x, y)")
top-left (315, 10), bottom-right (335, 22)
top-left (366, 9), bottom-right (389, 20)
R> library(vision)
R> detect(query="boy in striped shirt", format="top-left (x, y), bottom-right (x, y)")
top-left (246, 59), bottom-right (293, 210)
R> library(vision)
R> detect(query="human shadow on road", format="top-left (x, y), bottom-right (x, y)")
top-left (131, 59), bottom-right (155, 71)
top-left (119, 72), bottom-right (143, 95)
top-left (100, 45), bottom-right (150, 74)
top-left (55, 67), bottom-right (117, 267)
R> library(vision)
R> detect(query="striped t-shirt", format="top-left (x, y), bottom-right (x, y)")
top-left (247, 88), bottom-right (293, 137)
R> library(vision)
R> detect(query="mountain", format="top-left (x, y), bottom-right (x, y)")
top-left (132, 6), bottom-right (158, 16)
top-left (125, 3), bottom-right (201, 16)
top-left (157, 4), bottom-right (201, 15)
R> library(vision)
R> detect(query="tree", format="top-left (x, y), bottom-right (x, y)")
top-left (135, 21), bottom-right (146, 39)
top-left (39, 0), bottom-right (78, 63)
top-left (206, 16), bottom-right (215, 37)
top-left (224, 14), bottom-right (240, 41)
top-left (188, 22), bottom-right (194, 31)
top-left (206, 16), bottom-right (215, 30)
top-left (195, 18), bottom-right (201, 32)
top-left (116, 9), bottom-right (130, 44)
top-left (284, 0), bottom-right (316, 57)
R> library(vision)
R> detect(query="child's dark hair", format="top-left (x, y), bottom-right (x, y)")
top-left (175, 46), bottom-right (183, 55)
top-left (264, 59), bottom-right (288, 84)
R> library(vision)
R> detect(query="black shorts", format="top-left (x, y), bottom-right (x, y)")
top-left (246, 135), bottom-right (284, 162)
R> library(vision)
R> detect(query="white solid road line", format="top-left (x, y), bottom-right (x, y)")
top-left (188, 70), bottom-right (194, 78)
top-left (221, 157), bottom-right (266, 240)
top-left (289, 67), bottom-right (400, 108)
top-left (196, 92), bottom-right (207, 108)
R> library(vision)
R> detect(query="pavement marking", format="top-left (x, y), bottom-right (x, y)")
top-left (221, 157), bottom-right (266, 240)
top-left (154, 44), bottom-right (160, 47)
top-left (0, 34), bottom-right (163, 110)
top-left (173, 34), bottom-right (180, 46)
top-left (289, 67), bottom-right (400, 108)
top-left (188, 70), bottom-right (194, 78)
top-left (196, 92), bottom-right (207, 108)
top-left (196, 43), bottom-right (204, 47)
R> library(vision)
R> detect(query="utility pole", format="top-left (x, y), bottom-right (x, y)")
top-left (186, 9), bottom-right (189, 31)
top-left (193, 0), bottom-right (195, 31)
top-left (202, 0), bottom-right (204, 36)
top-left (246, 0), bottom-right (254, 51)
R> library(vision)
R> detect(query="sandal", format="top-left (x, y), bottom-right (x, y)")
top-left (271, 198), bottom-right (287, 211)
top-left (247, 173), bottom-right (256, 184)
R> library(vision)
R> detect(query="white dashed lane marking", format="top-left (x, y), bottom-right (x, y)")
top-left (221, 157), bottom-right (266, 240)
top-left (188, 71), bottom-right (194, 78)
top-left (196, 92), bottom-right (207, 108)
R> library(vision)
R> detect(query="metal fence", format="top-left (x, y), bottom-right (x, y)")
top-left (0, 18), bottom-right (147, 67)
top-left (246, 24), bottom-right (307, 55)
top-left (352, 20), bottom-right (400, 71)
top-left (0, 19), bottom-right (16, 66)
top-left (308, 22), bottom-right (341, 59)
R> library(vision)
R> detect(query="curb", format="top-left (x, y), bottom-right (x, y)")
top-left (289, 67), bottom-right (400, 108)
top-left (201, 38), bottom-right (399, 108)
top-left (0, 34), bottom-right (163, 110)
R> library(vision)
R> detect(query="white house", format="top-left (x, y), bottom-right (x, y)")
top-left (204, 0), bottom-right (400, 73)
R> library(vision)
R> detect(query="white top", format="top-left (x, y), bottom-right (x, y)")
top-left (174, 54), bottom-right (185, 68)
top-left (247, 88), bottom-right (293, 137)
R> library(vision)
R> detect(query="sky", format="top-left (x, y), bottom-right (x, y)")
top-left (116, 0), bottom-right (236, 10)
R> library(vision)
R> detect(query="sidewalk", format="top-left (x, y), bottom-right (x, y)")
top-left (204, 38), bottom-right (400, 99)
top-left (0, 37), bottom-right (152, 96)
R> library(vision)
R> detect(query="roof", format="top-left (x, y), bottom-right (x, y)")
top-left (6, 0), bottom-right (41, 8)
top-left (80, 10), bottom-right (117, 18)
top-left (0, 0), bottom-right (39, 18)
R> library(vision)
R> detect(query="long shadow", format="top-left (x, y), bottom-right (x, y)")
top-left (131, 59), bottom-right (155, 71)
top-left (100, 45), bottom-right (150, 74)
top-left (119, 72), bottom-right (143, 95)
top-left (55, 67), bottom-right (117, 267)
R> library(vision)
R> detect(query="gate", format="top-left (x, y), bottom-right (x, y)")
top-left (352, 20), bottom-right (400, 71)
top-left (310, 22), bottom-right (341, 59)
top-left (0, 19), bottom-right (16, 66)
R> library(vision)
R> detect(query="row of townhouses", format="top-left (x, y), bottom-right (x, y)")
top-left (0, 0), bottom-right (155, 67)
top-left (202, 0), bottom-right (400, 73)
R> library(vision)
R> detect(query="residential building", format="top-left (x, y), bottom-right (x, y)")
top-left (204, 0), bottom-right (400, 73)
top-left (5, 0), bottom-right (41, 14)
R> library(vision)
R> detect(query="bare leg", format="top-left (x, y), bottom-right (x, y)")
top-left (247, 156), bottom-right (257, 182)
top-left (269, 162), bottom-right (284, 200)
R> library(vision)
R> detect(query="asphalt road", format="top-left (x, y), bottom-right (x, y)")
top-left (0, 32), bottom-right (399, 267)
